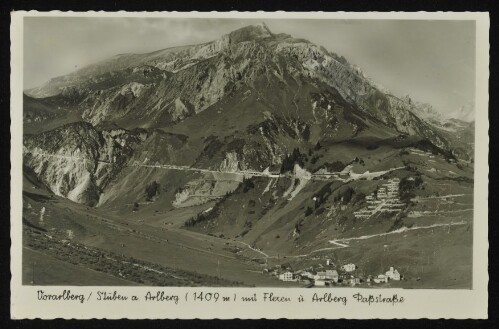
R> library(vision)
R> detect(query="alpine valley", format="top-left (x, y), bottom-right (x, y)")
top-left (22, 24), bottom-right (474, 288)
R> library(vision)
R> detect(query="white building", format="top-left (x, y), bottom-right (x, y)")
top-left (313, 270), bottom-right (338, 282)
top-left (325, 269), bottom-right (339, 282)
top-left (373, 274), bottom-right (388, 283)
top-left (341, 264), bottom-right (356, 272)
top-left (385, 267), bottom-right (401, 281)
top-left (314, 271), bottom-right (327, 280)
top-left (314, 279), bottom-right (327, 286)
top-left (279, 271), bottom-right (295, 281)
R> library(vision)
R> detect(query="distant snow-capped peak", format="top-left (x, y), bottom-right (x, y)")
top-left (446, 104), bottom-right (475, 122)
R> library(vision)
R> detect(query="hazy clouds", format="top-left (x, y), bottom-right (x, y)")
top-left (23, 17), bottom-right (475, 115)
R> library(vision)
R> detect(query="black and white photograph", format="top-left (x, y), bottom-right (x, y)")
top-left (10, 11), bottom-right (489, 319)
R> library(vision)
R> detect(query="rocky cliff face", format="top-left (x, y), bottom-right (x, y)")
top-left (23, 122), bottom-right (146, 205)
top-left (26, 24), bottom-right (450, 148)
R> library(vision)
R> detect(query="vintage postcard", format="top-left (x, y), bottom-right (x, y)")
top-left (10, 11), bottom-right (489, 319)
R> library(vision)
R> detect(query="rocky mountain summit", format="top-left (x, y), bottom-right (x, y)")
top-left (23, 24), bottom-right (474, 207)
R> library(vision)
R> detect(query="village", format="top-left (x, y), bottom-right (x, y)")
top-left (267, 258), bottom-right (402, 287)
top-left (256, 176), bottom-right (407, 287)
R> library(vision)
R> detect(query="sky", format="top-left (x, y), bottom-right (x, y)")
top-left (23, 17), bottom-right (476, 115)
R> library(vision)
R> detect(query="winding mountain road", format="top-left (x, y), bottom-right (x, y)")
top-left (24, 151), bottom-right (405, 182)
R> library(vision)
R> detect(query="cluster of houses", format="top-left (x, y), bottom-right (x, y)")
top-left (367, 267), bottom-right (402, 284)
top-left (271, 260), bottom-right (402, 287)
top-left (277, 268), bottom-right (344, 286)
top-left (353, 178), bottom-right (405, 219)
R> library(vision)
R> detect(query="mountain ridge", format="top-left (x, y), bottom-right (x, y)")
top-left (25, 24), bottom-right (468, 132)
top-left (23, 23), bottom-right (474, 207)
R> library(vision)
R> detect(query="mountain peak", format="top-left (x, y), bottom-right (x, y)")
top-left (257, 22), bottom-right (272, 33)
top-left (447, 103), bottom-right (475, 122)
top-left (227, 23), bottom-right (273, 43)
